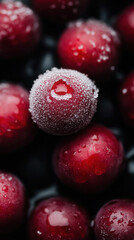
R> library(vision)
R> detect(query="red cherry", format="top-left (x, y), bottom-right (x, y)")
top-left (116, 4), bottom-right (134, 53)
top-left (0, 172), bottom-right (28, 233)
top-left (29, 68), bottom-right (98, 136)
top-left (53, 123), bottom-right (124, 193)
top-left (119, 72), bottom-right (134, 127)
top-left (28, 197), bottom-right (90, 240)
top-left (58, 20), bottom-right (120, 82)
top-left (31, 0), bottom-right (88, 23)
top-left (94, 199), bottom-right (134, 240)
top-left (0, 83), bottom-right (36, 153)
top-left (0, 1), bottom-right (41, 59)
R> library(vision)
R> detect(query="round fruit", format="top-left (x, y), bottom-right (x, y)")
top-left (94, 199), bottom-right (134, 240)
top-left (29, 68), bottom-right (98, 135)
top-left (0, 172), bottom-right (28, 233)
top-left (28, 197), bottom-right (90, 240)
top-left (58, 20), bottom-right (120, 82)
top-left (119, 72), bottom-right (134, 127)
top-left (0, 1), bottom-right (41, 59)
top-left (116, 4), bottom-right (134, 53)
top-left (0, 83), bottom-right (36, 153)
top-left (53, 123), bottom-right (124, 193)
top-left (31, 0), bottom-right (88, 23)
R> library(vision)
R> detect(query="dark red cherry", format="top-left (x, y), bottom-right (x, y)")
top-left (0, 1), bottom-right (41, 59)
top-left (31, 0), bottom-right (88, 23)
top-left (0, 172), bottom-right (28, 233)
top-left (53, 123), bottom-right (124, 193)
top-left (0, 83), bottom-right (36, 153)
top-left (116, 4), bottom-right (134, 53)
top-left (119, 72), bottom-right (134, 127)
top-left (28, 197), bottom-right (90, 240)
top-left (58, 20), bottom-right (120, 82)
top-left (94, 199), bottom-right (134, 240)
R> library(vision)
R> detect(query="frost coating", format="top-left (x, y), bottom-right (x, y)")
top-left (29, 68), bottom-right (99, 135)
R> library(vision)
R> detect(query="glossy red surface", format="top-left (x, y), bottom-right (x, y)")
top-left (58, 20), bottom-right (120, 82)
top-left (94, 199), bottom-right (134, 240)
top-left (28, 197), bottom-right (90, 240)
top-left (0, 83), bottom-right (36, 153)
top-left (0, 172), bottom-right (27, 233)
top-left (53, 124), bottom-right (124, 193)
top-left (0, 1), bottom-right (41, 59)
top-left (116, 4), bottom-right (134, 52)
top-left (31, 0), bottom-right (88, 22)
top-left (29, 68), bottom-right (98, 135)
top-left (119, 72), bottom-right (134, 127)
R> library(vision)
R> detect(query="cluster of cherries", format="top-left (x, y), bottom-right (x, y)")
top-left (0, 0), bottom-right (134, 240)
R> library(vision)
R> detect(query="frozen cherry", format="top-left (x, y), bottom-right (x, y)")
top-left (0, 1), bottom-right (41, 59)
top-left (29, 68), bottom-right (98, 136)
top-left (58, 20), bottom-right (120, 82)
top-left (0, 83), bottom-right (36, 153)
top-left (0, 172), bottom-right (27, 233)
top-left (94, 199), bottom-right (134, 240)
top-left (31, 0), bottom-right (88, 23)
top-left (53, 123), bottom-right (124, 193)
top-left (116, 4), bottom-right (134, 53)
top-left (28, 197), bottom-right (90, 240)
top-left (119, 72), bottom-right (134, 127)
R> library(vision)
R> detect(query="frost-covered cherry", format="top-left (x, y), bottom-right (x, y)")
top-left (53, 124), bottom-right (124, 193)
top-left (0, 1), bottom-right (41, 59)
top-left (28, 197), bottom-right (90, 240)
top-left (31, 0), bottom-right (88, 23)
top-left (29, 68), bottom-right (98, 136)
top-left (116, 4), bottom-right (134, 53)
top-left (0, 172), bottom-right (28, 233)
top-left (119, 72), bottom-right (134, 127)
top-left (0, 83), bottom-right (36, 153)
top-left (94, 199), bottom-right (134, 240)
top-left (58, 20), bottom-right (120, 82)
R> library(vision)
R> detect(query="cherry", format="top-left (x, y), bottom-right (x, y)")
top-left (0, 172), bottom-right (28, 233)
top-left (94, 199), bottom-right (134, 240)
top-left (0, 83), bottom-right (36, 153)
top-left (119, 72), bottom-right (134, 127)
top-left (116, 4), bottom-right (134, 53)
top-left (29, 68), bottom-right (98, 135)
top-left (31, 0), bottom-right (88, 23)
top-left (0, 1), bottom-right (41, 59)
top-left (53, 123), bottom-right (124, 193)
top-left (28, 197), bottom-right (90, 240)
top-left (58, 20), bottom-right (120, 82)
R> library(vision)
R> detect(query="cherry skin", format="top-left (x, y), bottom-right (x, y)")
top-left (119, 72), bottom-right (134, 127)
top-left (0, 1), bottom-right (41, 59)
top-left (31, 0), bottom-right (88, 23)
top-left (0, 83), bottom-right (36, 153)
top-left (94, 199), bottom-right (134, 240)
top-left (0, 172), bottom-right (28, 233)
top-left (116, 4), bottom-right (134, 53)
top-left (28, 197), bottom-right (90, 240)
top-left (53, 123), bottom-right (124, 193)
top-left (58, 20), bottom-right (120, 82)
top-left (29, 68), bottom-right (99, 136)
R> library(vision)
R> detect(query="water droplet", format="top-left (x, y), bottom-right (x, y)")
top-left (82, 144), bottom-right (86, 148)
top-left (118, 218), bottom-right (124, 224)
top-left (122, 88), bottom-right (128, 94)
top-left (74, 52), bottom-right (79, 56)
top-left (2, 185), bottom-right (8, 192)
top-left (37, 230), bottom-right (42, 235)
top-left (128, 219), bottom-right (134, 226)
